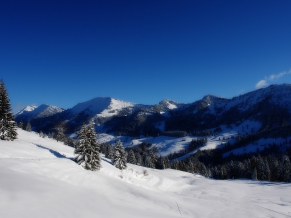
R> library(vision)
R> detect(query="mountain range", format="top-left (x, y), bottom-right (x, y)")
top-left (14, 84), bottom-right (291, 138)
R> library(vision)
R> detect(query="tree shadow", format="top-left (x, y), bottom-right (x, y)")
top-left (101, 157), bottom-right (113, 165)
top-left (34, 144), bottom-right (69, 159)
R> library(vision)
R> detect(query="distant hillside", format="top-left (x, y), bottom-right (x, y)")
top-left (15, 84), bottom-right (291, 140)
top-left (15, 104), bottom-right (64, 124)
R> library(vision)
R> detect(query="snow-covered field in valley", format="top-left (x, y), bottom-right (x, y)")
top-left (1, 129), bottom-right (291, 218)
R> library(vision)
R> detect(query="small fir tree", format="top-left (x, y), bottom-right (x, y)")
top-left (18, 121), bottom-right (24, 129)
top-left (252, 168), bottom-right (258, 180)
top-left (112, 140), bottom-right (127, 170)
top-left (127, 149), bottom-right (137, 164)
top-left (280, 155), bottom-right (291, 182)
top-left (0, 80), bottom-right (17, 140)
top-left (39, 130), bottom-right (45, 138)
top-left (54, 121), bottom-right (66, 142)
top-left (26, 122), bottom-right (31, 132)
top-left (74, 122), bottom-right (101, 171)
top-left (105, 144), bottom-right (114, 160)
top-left (135, 152), bottom-right (142, 165)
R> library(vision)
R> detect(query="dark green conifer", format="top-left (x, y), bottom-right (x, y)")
top-left (0, 80), bottom-right (17, 140)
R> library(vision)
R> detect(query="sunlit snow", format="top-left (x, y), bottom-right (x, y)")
top-left (1, 129), bottom-right (291, 217)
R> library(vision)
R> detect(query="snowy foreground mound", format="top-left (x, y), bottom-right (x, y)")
top-left (1, 129), bottom-right (291, 218)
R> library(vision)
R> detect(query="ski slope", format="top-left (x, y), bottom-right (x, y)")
top-left (1, 129), bottom-right (291, 218)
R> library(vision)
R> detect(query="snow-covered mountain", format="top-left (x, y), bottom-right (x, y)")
top-left (16, 84), bottom-right (291, 140)
top-left (192, 84), bottom-right (291, 115)
top-left (69, 97), bottom-right (135, 118)
top-left (15, 105), bottom-right (38, 114)
top-left (1, 129), bottom-right (290, 218)
top-left (14, 104), bottom-right (64, 122)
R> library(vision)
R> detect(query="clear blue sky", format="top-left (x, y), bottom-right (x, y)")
top-left (1, 0), bottom-right (291, 112)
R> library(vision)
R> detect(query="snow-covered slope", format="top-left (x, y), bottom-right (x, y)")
top-left (222, 84), bottom-right (291, 112)
top-left (16, 105), bottom-right (38, 114)
top-left (190, 84), bottom-right (291, 114)
top-left (1, 129), bottom-right (291, 218)
top-left (15, 104), bottom-right (64, 121)
top-left (70, 97), bottom-right (135, 118)
top-left (158, 99), bottom-right (183, 110)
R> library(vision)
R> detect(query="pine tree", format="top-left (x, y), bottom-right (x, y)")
top-left (18, 121), bottom-right (24, 129)
top-left (112, 140), bottom-right (127, 170)
top-left (256, 155), bottom-right (266, 180)
top-left (0, 80), bottom-right (17, 140)
top-left (106, 144), bottom-right (114, 160)
top-left (135, 152), bottom-right (142, 165)
top-left (54, 121), bottom-right (66, 142)
top-left (26, 122), bottom-right (31, 132)
top-left (39, 130), bottom-right (44, 138)
top-left (252, 168), bottom-right (258, 180)
top-left (172, 159), bottom-right (179, 170)
top-left (145, 156), bottom-right (155, 168)
top-left (164, 157), bottom-right (171, 169)
top-left (280, 155), bottom-right (291, 182)
top-left (74, 122), bottom-right (101, 171)
top-left (127, 149), bottom-right (137, 164)
top-left (157, 156), bottom-right (166, 169)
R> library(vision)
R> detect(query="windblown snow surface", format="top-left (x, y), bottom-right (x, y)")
top-left (1, 129), bottom-right (291, 218)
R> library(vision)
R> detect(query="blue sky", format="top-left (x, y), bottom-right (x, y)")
top-left (1, 0), bottom-right (291, 112)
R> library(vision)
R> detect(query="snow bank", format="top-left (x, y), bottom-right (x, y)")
top-left (1, 129), bottom-right (291, 218)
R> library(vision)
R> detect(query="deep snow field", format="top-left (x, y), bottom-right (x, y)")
top-left (1, 129), bottom-right (291, 218)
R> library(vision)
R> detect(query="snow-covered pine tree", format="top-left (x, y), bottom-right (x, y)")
top-left (26, 122), bottom-right (31, 132)
top-left (18, 121), bottom-right (24, 129)
top-left (135, 152), bottom-right (142, 166)
top-left (105, 144), bottom-right (114, 160)
top-left (172, 159), bottom-right (179, 170)
top-left (39, 130), bottom-right (45, 138)
top-left (0, 80), bottom-right (17, 141)
top-left (74, 122), bottom-right (101, 171)
top-left (252, 167), bottom-right (258, 180)
top-left (127, 149), bottom-right (136, 164)
top-left (279, 155), bottom-right (291, 182)
top-left (112, 140), bottom-right (127, 170)
top-left (145, 156), bottom-right (155, 168)
top-left (54, 121), bottom-right (66, 142)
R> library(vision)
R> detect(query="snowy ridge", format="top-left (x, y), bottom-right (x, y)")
top-left (14, 104), bottom-right (64, 120)
top-left (15, 105), bottom-right (38, 115)
top-left (34, 105), bottom-right (64, 118)
top-left (225, 84), bottom-right (291, 112)
top-left (189, 84), bottom-right (291, 115)
top-left (70, 97), bottom-right (135, 117)
top-left (158, 99), bottom-right (180, 110)
top-left (1, 129), bottom-right (291, 218)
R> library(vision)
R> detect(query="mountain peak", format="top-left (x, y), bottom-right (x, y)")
top-left (70, 97), bottom-right (134, 117)
top-left (158, 99), bottom-right (180, 110)
top-left (16, 105), bottom-right (38, 114)
top-left (15, 104), bottom-right (64, 122)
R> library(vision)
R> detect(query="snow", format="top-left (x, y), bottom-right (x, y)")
top-left (18, 105), bottom-right (38, 113)
top-left (223, 84), bottom-right (291, 112)
top-left (159, 99), bottom-right (180, 110)
top-left (15, 104), bottom-right (64, 119)
top-left (70, 97), bottom-right (134, 118)
top-left (96, 120), bottom-right (262, 158)
top-left (1, 129), bottom-right (291, 217)
top-left (97, 133), bottom-right (197, 156)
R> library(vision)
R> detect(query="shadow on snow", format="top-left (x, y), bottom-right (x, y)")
top-left (34, 144), bottom-right (73, 160)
